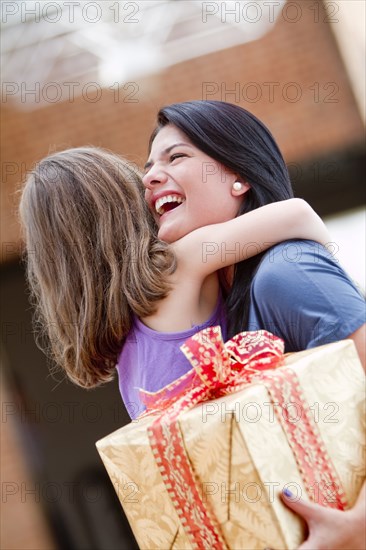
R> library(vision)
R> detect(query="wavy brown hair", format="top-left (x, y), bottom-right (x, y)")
top-left (19, 147), bottom-right (176, 388)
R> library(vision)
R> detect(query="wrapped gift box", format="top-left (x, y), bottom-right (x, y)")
top-left (96, 334), bottom-right (365, 550)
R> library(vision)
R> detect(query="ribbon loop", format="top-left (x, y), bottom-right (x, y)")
top-left (180, 326), bottom-right (232, 388)
top-left (140, 327), bottom-right (284, 415)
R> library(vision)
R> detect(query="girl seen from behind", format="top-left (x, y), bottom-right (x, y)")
top-left (20, 146), bottom-right (328, 401)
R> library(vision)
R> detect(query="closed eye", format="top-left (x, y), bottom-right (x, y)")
top-left (169, 153), bottom-right (187, 162)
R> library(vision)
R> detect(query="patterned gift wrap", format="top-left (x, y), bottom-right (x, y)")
top-left (96, 329), bottom-right (365, 550)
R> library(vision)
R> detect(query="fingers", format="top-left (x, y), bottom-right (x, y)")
top-left (280, 488), bottom-right (322, 525)
top-left (280, 487), bottom-right (366, 550)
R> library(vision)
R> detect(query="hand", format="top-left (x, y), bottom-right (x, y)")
top-left (281, 484), bottom-right (366, 550)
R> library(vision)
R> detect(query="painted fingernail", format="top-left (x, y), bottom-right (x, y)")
top-left (283, 488), bottom-right (293, 498)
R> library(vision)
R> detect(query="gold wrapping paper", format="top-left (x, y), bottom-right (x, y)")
top-left (96, 339), bottom-right (365, 549)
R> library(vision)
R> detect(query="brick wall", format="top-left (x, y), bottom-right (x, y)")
top-left (1, 0), bottom-right (364, 262)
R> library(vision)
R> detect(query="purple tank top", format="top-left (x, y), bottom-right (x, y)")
top-left (116, 294), bottom-right (227, 419)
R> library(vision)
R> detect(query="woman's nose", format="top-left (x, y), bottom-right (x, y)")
top-left (142, 165), bottom-right (168, 189)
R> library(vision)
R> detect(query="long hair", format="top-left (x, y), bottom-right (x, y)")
top-left (19, 147), bottom-right (176, 388)
top-left (150, 100), bottom-right (294, 337)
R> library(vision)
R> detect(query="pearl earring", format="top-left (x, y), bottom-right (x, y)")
top-left (232, 181), bottom-right (243, 192)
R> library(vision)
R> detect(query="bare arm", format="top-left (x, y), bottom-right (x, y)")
top-left (174, 198), bottom-right (330, 279)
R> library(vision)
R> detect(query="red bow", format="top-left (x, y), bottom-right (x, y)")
top-left (140, 327), bottom-right (284, 416)
top-left (142, 327), bottom-right (346, 550)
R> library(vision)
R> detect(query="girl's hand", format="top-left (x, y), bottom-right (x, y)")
top-left (281, 486), bottom-right (366, 550)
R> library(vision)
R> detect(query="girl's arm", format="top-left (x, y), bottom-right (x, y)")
top-left (173, 198), bottom-right (331, 279)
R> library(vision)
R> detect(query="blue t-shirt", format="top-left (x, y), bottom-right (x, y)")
top-left (247, 240), bottom-right (365, 352)
top-left (117, 240), bottom-right (365, 419)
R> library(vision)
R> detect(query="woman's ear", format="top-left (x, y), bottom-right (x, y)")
top-left (231, 181), bottom-right (251, 197)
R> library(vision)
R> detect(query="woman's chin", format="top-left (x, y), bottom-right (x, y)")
top-left (157, 225), bottom-right (174, 244)
top-left (158, 222), bottom-right (183, 244)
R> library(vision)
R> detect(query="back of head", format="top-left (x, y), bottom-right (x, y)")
top-left (19, 147), bottom-right (175, 388)
top-left (150, 100), bottom-right (294, 335)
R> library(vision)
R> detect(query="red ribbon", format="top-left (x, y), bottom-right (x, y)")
top-left (142, 328), bottom-right (284, 549)
top-left (142, 327), bottom-right (347, 550)
top-left (140, 327), bottom-right (284, 415)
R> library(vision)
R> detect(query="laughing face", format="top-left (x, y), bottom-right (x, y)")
top-left (143, 125), bottom-right (247, 243)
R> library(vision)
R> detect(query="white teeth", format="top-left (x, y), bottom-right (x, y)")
top-left (155, 194), bottom-right (185, 215)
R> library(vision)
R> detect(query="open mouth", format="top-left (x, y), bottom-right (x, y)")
top-left (155, 194), bottom-right (185, 216)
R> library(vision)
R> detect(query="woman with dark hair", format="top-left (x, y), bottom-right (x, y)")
top-left (144, 100), bottom-right (365, 356)
top-left (19, 146), bottom-right (326, 391)
top-left (143, 100), bottom-right (365, 550)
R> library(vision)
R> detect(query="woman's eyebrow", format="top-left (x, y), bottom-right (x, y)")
top-left (144, 142), bottom-right (194, 170)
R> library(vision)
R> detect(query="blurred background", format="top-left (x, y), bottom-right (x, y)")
top-left (1, 1), bottom-right (365, 548)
